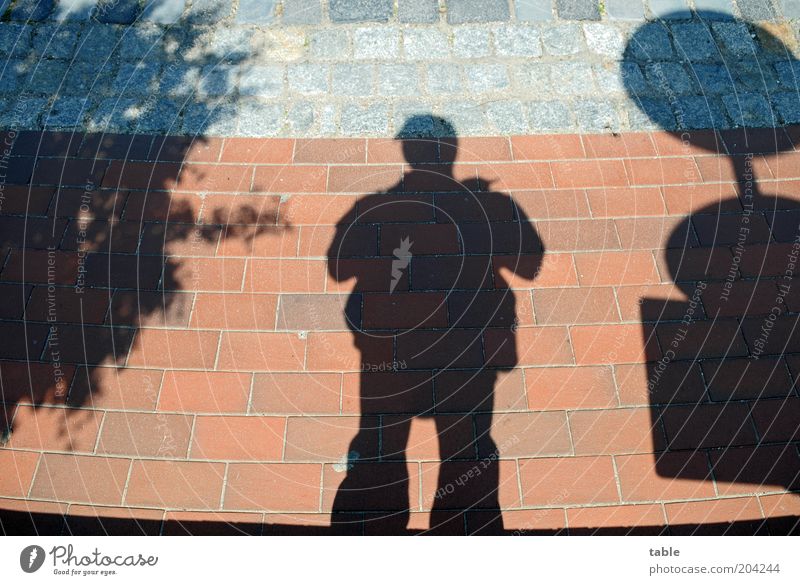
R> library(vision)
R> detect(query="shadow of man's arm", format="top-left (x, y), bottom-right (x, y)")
top-left (492, 191), bottom-right (543, 282)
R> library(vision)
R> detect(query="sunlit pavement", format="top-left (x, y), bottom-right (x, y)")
top-left (1, 1), bottom-right (799, 535)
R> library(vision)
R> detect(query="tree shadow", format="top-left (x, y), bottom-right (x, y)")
top-left (0, 4), bottom-right (288, 448)
top-left (325, 115), bottom-right (542, 534)
top-left (624, 10), bottom-right (800, 518)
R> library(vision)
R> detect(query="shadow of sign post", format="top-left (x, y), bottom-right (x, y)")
top-left (623, 10), bottom-right (800, 533)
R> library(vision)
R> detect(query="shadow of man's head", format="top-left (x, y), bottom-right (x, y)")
top-left (397, 114), bottom-right (457, 166)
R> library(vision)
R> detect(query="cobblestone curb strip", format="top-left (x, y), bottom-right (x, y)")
top-left (2, 1), bottom-right (800, 136)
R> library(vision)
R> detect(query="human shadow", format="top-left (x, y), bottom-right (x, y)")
top-left (0, 3), bottom-right (285, 453)
top-left (624, 10), bottom-right (800, 530)
top-left (326, 115), bottom-right (542, 535)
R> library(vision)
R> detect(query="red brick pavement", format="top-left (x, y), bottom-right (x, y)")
top-left (0, 128), bottom-right (799, 535)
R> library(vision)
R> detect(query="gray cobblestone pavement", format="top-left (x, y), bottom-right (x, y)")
top-left (1, 0), bottom-right (800, 136)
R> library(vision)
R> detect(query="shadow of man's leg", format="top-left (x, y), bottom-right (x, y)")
top-left (430, 378), bottom-right (503, 535)
top-left (331, 400), bottom-right (410, 533)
